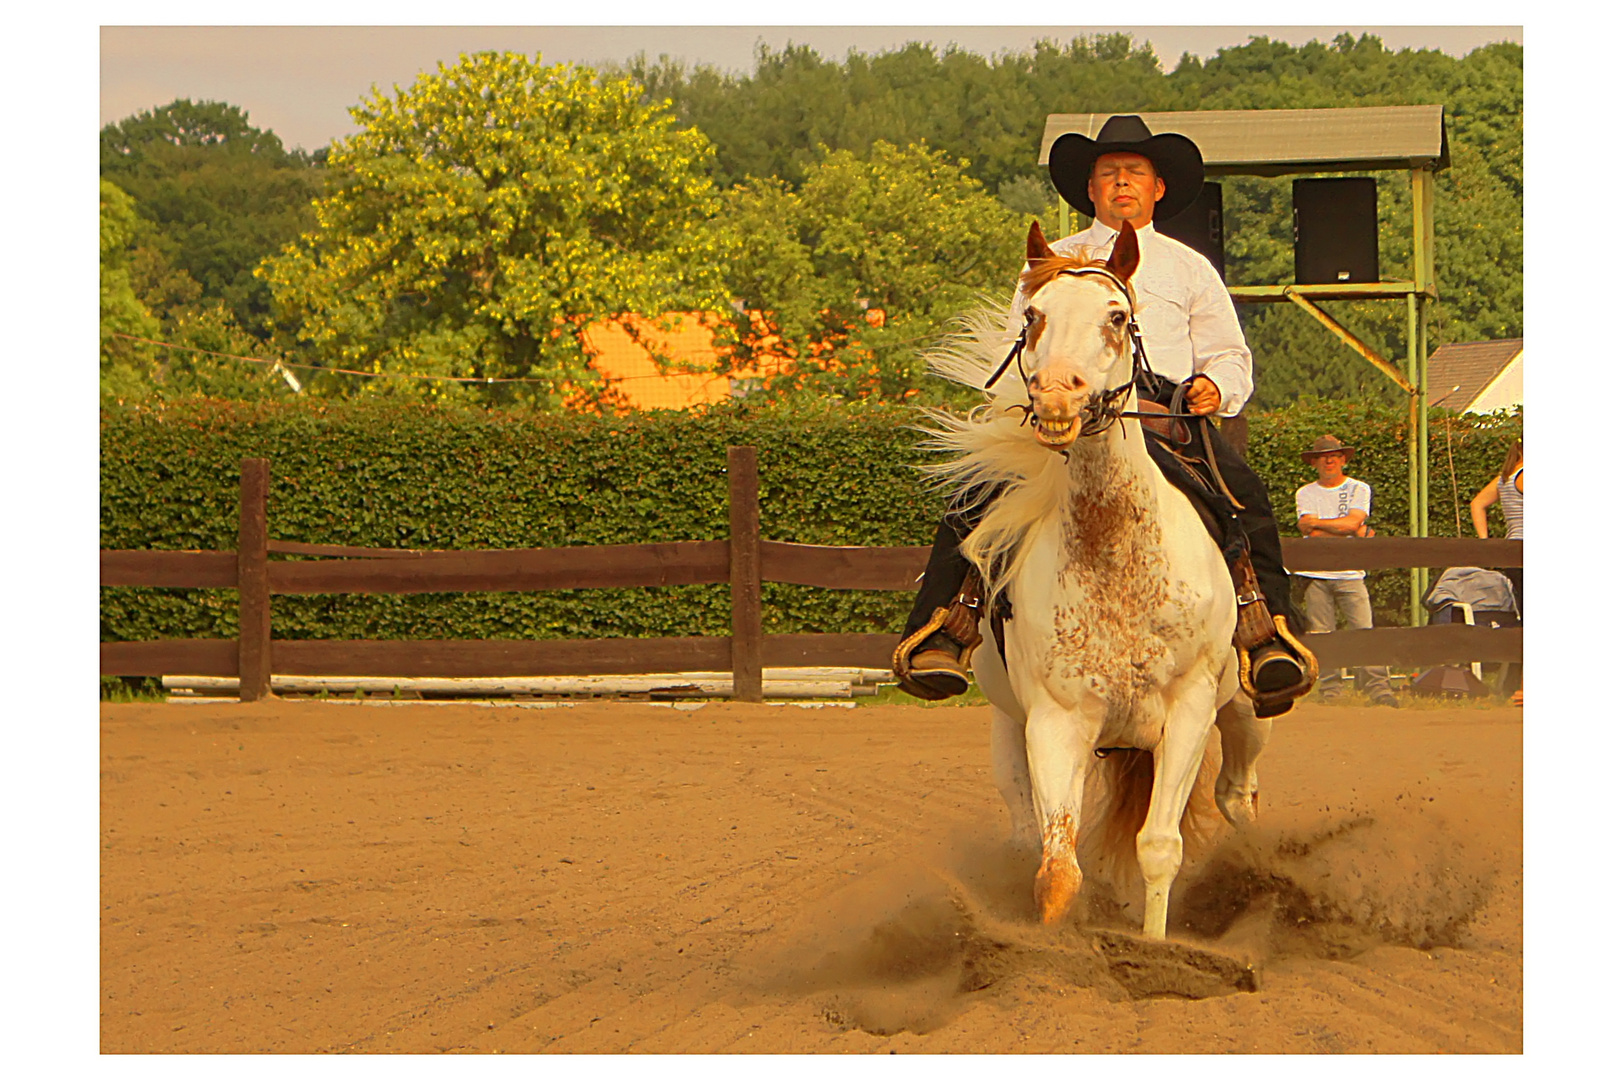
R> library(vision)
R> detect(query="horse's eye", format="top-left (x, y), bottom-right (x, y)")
top-left (1110, 311), bottom-right (1127, 328)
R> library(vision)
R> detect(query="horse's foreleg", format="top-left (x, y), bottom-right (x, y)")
top-left (1024, 699), bottom-right (1094, 925)
top-left (1214, 692), bottom-right (1272, 826)
top-left (990, 705), bottom-right (1040, 850)
top-left (1138, 693), bottom-right (1218, 940)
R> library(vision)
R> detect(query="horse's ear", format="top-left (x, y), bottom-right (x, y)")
top-left (1027, 220), bottom-right (1055, 265)
top-left (1106, 221), bottom-right (1140, 281)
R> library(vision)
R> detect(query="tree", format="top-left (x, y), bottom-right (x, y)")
top-left (100, 99), bottom-right (325, 339)
top-left (257, 52), bottom-right (733, 406)
top-left (123, 37), bottom-right (1518, 410)
top-left (100, 179), bottom-right (301, 404)
top-left (1173, 36), bottom-right (1523, 407)
top-left (618, 33), bottom-right (1170, 196)
top-left (626, 34), bottom-right (1521, 408)
top-left (716, 140), bottom-right (1024, 403)
top-left (101, 97), bottom-right (300, 157)
top-left (101, 180), bottom-right (160, 400)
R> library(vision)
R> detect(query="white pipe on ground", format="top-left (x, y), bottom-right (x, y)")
top-left (163, 675), bottom-right (862, 699)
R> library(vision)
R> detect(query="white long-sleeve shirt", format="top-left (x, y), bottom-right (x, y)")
top-left (1009, 220), bottom-right (1255, 417)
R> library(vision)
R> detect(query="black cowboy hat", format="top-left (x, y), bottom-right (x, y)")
top-left (1048, 114), bottom-right (1205, 222)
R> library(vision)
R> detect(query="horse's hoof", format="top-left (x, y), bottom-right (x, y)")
top-left (1216, 790), bottom-right (1256, 827)
top-left (1034, 859), bottom-right (1082, 925)
top-left (1215, 779), bottom-right (1260, 827)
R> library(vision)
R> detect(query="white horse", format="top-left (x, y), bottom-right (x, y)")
top-left (921, 221), bottom-right (1271, 939)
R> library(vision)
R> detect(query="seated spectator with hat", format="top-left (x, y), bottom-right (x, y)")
top-left (1294, 434), bottom-right (1400, 707)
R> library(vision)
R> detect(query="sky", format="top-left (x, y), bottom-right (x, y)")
top-left (100, 22), bottom-right (1523, 153)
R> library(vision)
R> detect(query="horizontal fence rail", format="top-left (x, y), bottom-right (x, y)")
top-left (266, 541), bottom-right (732, 595)
top-left (100, 538), bottom-right (1525, 593)
top-left (102, 454), bottom-right (1523, 699)
top-left (1279, 536), bottom-right (1523, 572)
top-left (100, 550), bottom-right (239, 589)
top-left (101, 540), bottom-right (1523, 592)
top-left (101, 639), bottom-right (239, 678)
top-left (760, 541), bottom-right (933, 591)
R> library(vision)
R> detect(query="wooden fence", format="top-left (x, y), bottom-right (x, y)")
top-left (101, 450), bottom-right (1523, 703)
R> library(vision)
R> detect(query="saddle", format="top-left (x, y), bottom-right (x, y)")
top-left (1135, 399), bottom-right (1234, 555)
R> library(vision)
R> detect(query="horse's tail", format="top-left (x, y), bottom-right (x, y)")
top-left (1079, 732), bottom-right (1225, 891)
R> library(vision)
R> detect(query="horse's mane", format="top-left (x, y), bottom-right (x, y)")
top-left (916, 262), bottom-right (1114, 602)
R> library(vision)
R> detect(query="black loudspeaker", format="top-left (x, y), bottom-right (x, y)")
top-left (1157, 181), bottom-right (1225, 281)
top-left (1293, 177), bottom-right (1379, 285)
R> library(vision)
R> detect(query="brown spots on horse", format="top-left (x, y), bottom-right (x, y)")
top-left (1041, 809), bottom-right (1077, 851)
top-left (1050, 450), bottom-right (1185, 715)
top-left (1025, 307), bottom-right (1048, 353)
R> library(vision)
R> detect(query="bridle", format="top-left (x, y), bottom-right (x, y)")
top-left (984, 265), bottom-right (1199, 437)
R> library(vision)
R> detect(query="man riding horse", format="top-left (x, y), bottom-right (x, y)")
top-left (894, 114), bottom-right (1315, 717)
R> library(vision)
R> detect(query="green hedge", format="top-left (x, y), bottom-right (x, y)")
top-left (100, 396), bottom-right (1520, 643)
top-left (100, 397), bottom-right (947, 645)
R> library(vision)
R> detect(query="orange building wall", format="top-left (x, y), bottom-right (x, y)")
top-left (581, 314), bottom-right (791, 411)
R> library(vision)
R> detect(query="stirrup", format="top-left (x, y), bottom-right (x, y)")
top-left (1238, 615), bottom-right (1319, 718)
top-left (893, 572), bottom-right (985, 701)
top-left (893, 611), bottom-right (967, 700)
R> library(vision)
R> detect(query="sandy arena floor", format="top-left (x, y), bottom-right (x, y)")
top-left (100, 698), bottom-right (1522, 1053)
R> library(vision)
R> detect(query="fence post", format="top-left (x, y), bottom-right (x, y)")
top-left (237, 458), bottom-right (272, 702)
top-left (728, 446), bottom-right (764, 702)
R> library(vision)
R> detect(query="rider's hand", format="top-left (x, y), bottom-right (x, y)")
top-left (1184, 375), bottom-right (1221, 416)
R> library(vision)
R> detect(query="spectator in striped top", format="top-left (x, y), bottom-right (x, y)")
top-left (1471, 438), bottom-right (1523, 704)
top-left (1470, 438), bottom-right (1523, 613)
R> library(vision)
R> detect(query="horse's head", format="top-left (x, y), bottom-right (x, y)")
top-left (1017, 220), bottom-right (1140, 451)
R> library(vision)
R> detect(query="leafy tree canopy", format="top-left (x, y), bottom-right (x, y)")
top-left (100, 179), bottom-right (160, 400)
top-left (101, 97), bottom-right (311, 161)
top-left (257, 51), bottom-right (734, 407)
top-left (718, 140), bottom-right (1024, 404)
top-left (620, 33), bottom-right (1522, 408)
top-left (100, 99), bottom-right (325, 338)
top-left (619, 33), bottom-right (1168, 195)
top-left (109, 35), bottom-right (1520, 411)
top-left (99, 179), bottom-right (300, 404)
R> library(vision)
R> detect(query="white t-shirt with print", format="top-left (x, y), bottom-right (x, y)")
top-left (1293, 478), bottom-right (1372, 581)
